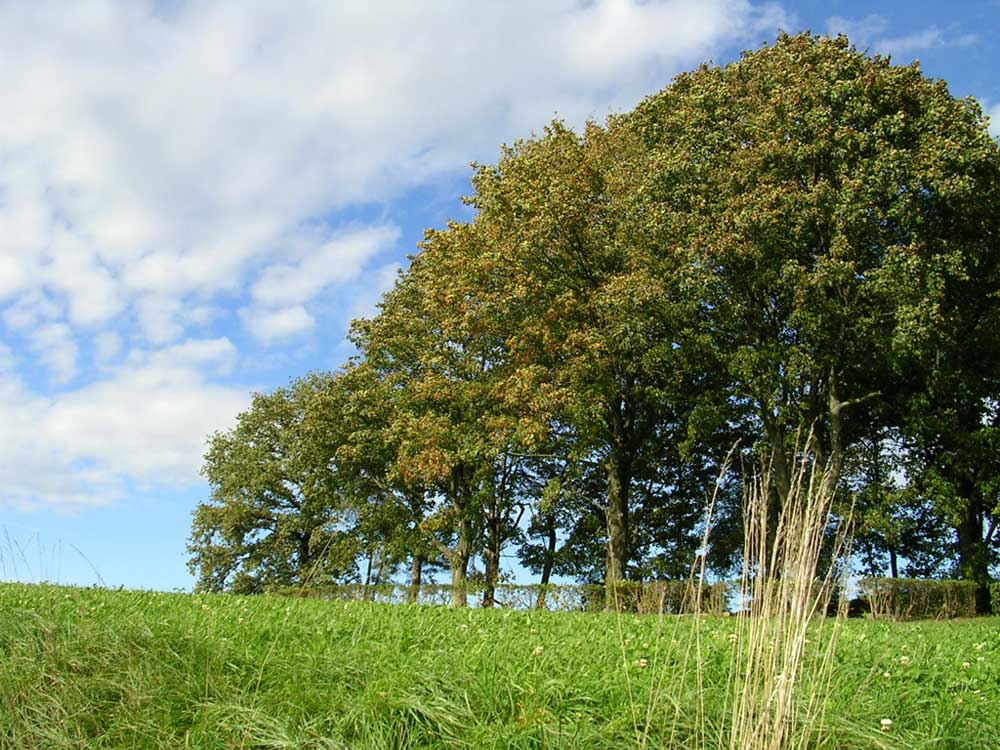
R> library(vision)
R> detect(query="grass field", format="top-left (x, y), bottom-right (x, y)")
top-left (0, 582), bottom-right (997, 749)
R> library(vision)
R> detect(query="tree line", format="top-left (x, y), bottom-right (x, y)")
top-left (188, 34), bottom-right (1000, 612)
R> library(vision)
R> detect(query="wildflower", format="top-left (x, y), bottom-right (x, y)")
top-left (636, 658), bottom-right (649, 668)
top-left (457, 624), bottom-right (468, 631)
top-left (882, 671), bottom-right (891, 679)
top-left (880, 719), bottom-right (893, 731)
top-left (898, 656), bottom-right (909, 666)
top-left (962, 661), bottom-right (971, 669)
top-left (532, 646), bottom-right (544, 657)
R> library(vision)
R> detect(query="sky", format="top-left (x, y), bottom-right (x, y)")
top-left (1, 0), bottom-right (999, 592)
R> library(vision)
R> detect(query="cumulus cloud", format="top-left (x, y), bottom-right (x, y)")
top-left (0, 1), bottom-right (784, 342)
top-left (30, 323), bottom-right (78, 384)
top-left (0, 0), bottom-right (790, 510)
top-left (0, 338), bottom-right (249, 511)
top-left (988, 103), bottom-right (1000, 139)
top-left (826, 14), bottom-right (979, 60)
top-left (250, 225), bottom-right (400, 307)
top-left (241, 305), bottom-right (315, 344)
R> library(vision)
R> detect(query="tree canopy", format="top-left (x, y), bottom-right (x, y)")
top-left (190, 33), bottom-right (1000, 611)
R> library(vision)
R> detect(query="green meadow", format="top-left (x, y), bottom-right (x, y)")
top-left (0, 582), bottom-right (997, 749)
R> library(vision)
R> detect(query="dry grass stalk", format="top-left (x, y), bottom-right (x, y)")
top-left (725, 443), bottom-right (850, 750)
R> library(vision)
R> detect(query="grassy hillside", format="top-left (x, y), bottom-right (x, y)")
top-left (0, 582), bottom-right (997, 749)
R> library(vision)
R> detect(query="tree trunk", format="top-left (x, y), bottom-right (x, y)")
top-left (956, 497), bottom-right (991, 614)
top-left (451, 521), bottom-right (471, 608)
top-left (372, 548), bottom-right (387, 591)
top-left (406, 554), bottom-right (423, 605)
top-left (604, 451), bottom-right (631, 609)
top-left (362, 547), bottom-right (373, 601)
top-left (535, 516), bottom-right (557, 610)
top-left (761, 413), bottom-right (792, 506)
top-left (297, 529), bottom-right (312, 584)
top-left (825, 367), bottom-right (848, 494)
top-left (482, 511), bottom-right (500, 608)
top-left (450, 464), bottom-right (474, 608)
top-left (888, 546), bottom-right (898, 579)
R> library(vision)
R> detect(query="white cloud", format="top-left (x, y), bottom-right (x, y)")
top-left (241, 305), bottom-right (315, 344)
top-left (0, 343), bottom-right (16, 372)
top-left (826, 14), bottom-right (889, 43)
top-left (30, 322), bottom-right (78, 384)
top-left (0, 1), bottom-right (783, 343)
top-left (250, 225), bottom-right (400, 307)
top-left (876, 28), bottom-right (946, 59)
top-left (348, 262), bottom-right (403, 322)
top-left (0, 0), bottom-right (789, 510)
top-left (987, 103), bottom-right (1000, 139)
top-left (0, 338), bottom-right (249, 511)
top-left (93, 331), bottom-right (122, 364)
top-left (826, 14), bottom-right (979, 60)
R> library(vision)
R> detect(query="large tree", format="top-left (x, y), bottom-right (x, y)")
top-left (352, 226), bottom-right (530, 606)
top-left (188, 373), bottom-right (359, 593)
top-left (628, 33), bottom-right (1000, 520)
top-left (463, 120), bottom-right (724, 601)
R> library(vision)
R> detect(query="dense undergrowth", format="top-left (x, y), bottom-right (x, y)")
top-left (0, 582), bottom-right (997, 749)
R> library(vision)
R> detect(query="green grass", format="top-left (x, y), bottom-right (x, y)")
top-left (0, 582), bottom-right (997, 749)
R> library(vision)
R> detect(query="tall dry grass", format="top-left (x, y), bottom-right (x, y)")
top-left (723, 446), bottom-right (850, 750)
top-left (624, 439), bottom-right (851, 750)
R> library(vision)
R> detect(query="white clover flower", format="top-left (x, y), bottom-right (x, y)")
top-left (882, 671), bottom-right (891, 679)
top-left (962, 661), bottom-right (971, 669)
top-left (880, 719), bottom-right (893, 732)
top-left (532, 646), bottom-right (544, 657)
top-left (898, 656), bottom-right (909, 666)
top-left (637, 658), bottom-right (649, 668)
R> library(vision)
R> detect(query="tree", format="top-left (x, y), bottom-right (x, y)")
top-left (352, 226), bottom-right (530, 606)
top-left (628, 33), bottom-right (1000, 523)
top-left (188, 373), bottom-right (359, 593)
top-left (463, 120), bottom-right (723, 602)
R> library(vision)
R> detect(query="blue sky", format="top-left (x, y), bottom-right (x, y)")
top-left (2, 0), bottom-right (998, 592)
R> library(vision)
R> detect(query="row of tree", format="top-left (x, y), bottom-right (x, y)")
top-left (188, 34), bottom-right (1000, 612)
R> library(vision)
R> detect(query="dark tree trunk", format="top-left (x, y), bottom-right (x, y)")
top-left (888, 545), bottom-right (898, 579)
top-left (406, 554), bottom-right (423, 605)
top-left (372, 549), bottom-right (387, 589)
top-left (450, 464), bottom-right (474, 608)
top-left (825, 367), bottom-right (848, 493)
top-left (362, 547), bottom-right (374, 601)
top-left (482, 514), bottom-right (500, 608)
top-left (956, 497), bottom-right (991, 614)
top-left (604, 451), bottom-right (631, 609)
top-left (297, 530), bottom-right (312, 583)
top-left (451, 520), bottom-right (472, 608)
top-left (535, 516), bottom-right (557, 610)
top-left (761, 414), bottom-right (792, 506)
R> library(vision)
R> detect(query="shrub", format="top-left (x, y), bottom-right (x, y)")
top-left (264, 580), bottom-right (732, 613)
top-left (858, 578), bottom-right (979, 620)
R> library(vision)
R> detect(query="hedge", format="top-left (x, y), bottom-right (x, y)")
top-left (269, 580), bottom-right (732, 614)
top-left (857, 578), bottom-right (979, 620)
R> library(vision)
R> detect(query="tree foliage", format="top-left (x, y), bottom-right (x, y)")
top-left (190, 33), bottom-right (1000, 610)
